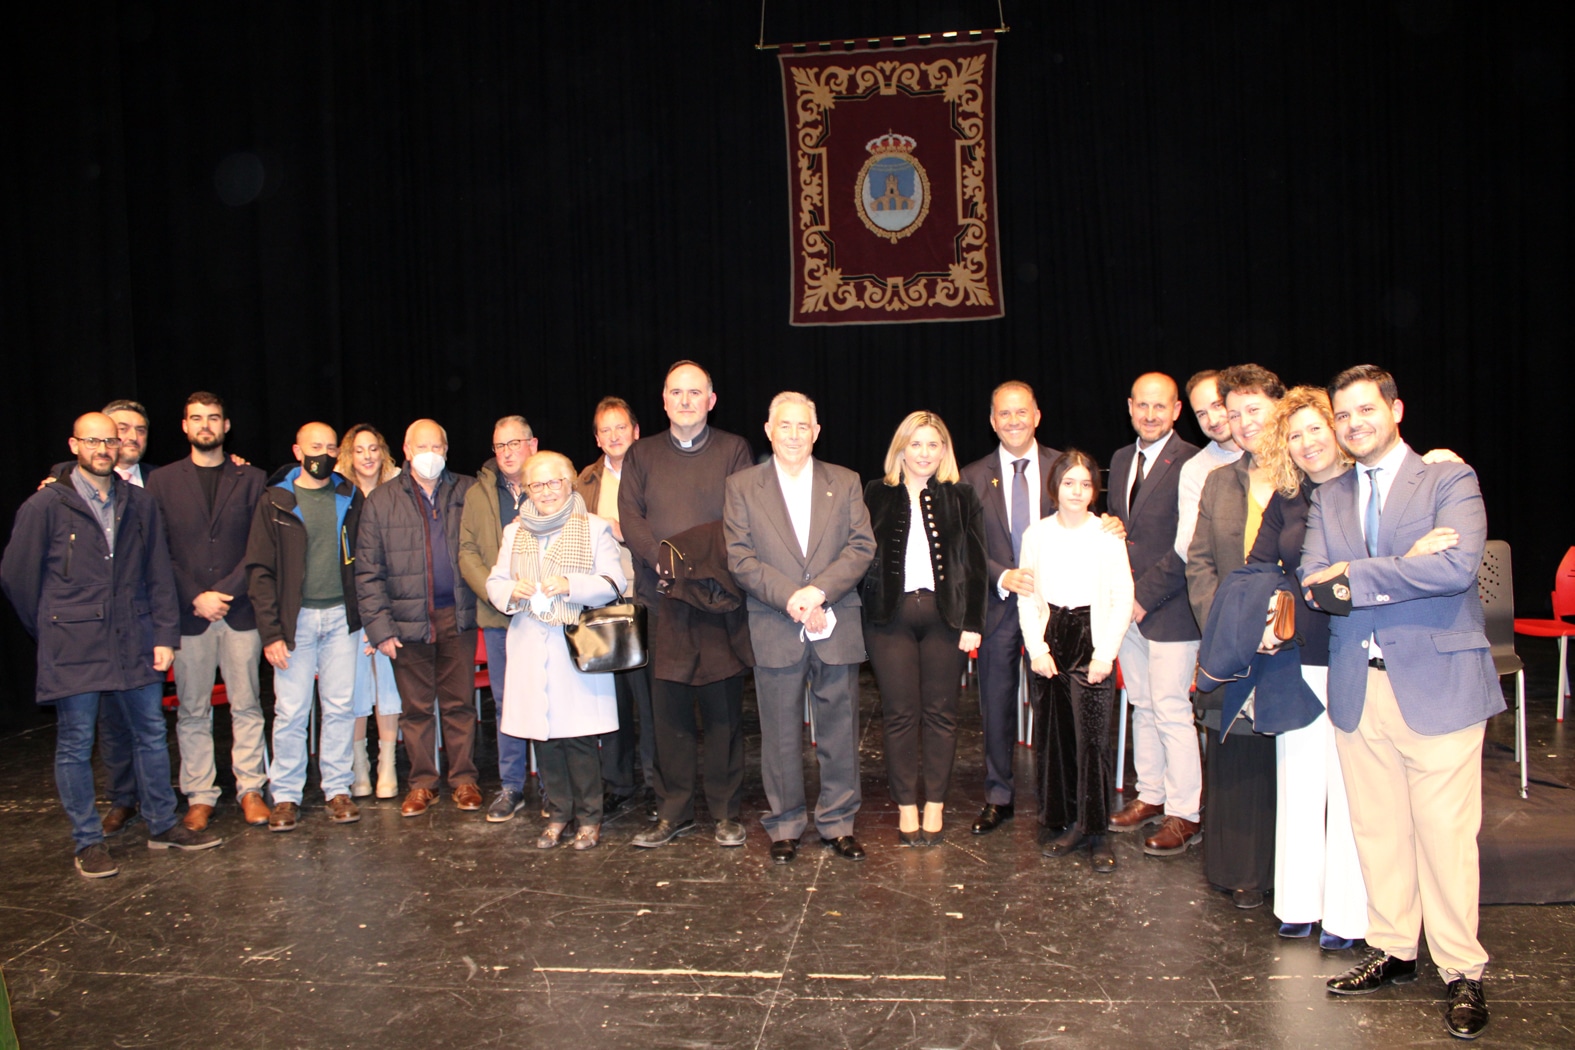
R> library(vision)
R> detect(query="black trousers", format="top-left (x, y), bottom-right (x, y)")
top-left (1202, 724), bottom-right (1276, 894)
top-left (650, 674), bottom-right (745, 823)
top-left (866, 591), bottom-right (965, 806)
top-left (536, 735), bottom-right (604, 825)
top-left (1031, 605), bottom-right (1116, 836)
top-left (599, 662), bottom-right (654, 796)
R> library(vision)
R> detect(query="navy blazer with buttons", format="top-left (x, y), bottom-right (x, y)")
top-left (1107, 433), bottom-right (1201, 643)
top-left (959, 443), bottom-right (1061, 639)
top-left (146, 457), bottom-right (267, 636)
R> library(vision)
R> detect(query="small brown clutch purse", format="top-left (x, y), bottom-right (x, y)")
top-left (1270, 589), bottom-right (1296, 643)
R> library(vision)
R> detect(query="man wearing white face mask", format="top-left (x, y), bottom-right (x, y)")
top-left (354, 418), bottom-right (481, 817)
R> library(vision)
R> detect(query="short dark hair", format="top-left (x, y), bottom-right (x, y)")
top-left (663, 360), bottom-right (712, 390)
top-left (595, 396), bottom-right (638, 431)
top-left (1047, 448), bottom-right (1103, 511)
top-left (1183, 370), bottom-right (1221, 401)
top-left (184, 391), bottom-right (226, 415)
top-left (102, 399), bottom-right (148, 419)
top-left (1215, 364), bottom-right (1285, 402)
top-left (1329, 364), bottom-right (1398, 405)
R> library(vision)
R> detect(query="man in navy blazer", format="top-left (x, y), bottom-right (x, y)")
top-left (725, 392), bottom-right (875, 862)
top-left (146, 393), bottom-right (269, 831)
top-left (1301, 365), bottom-right (1499, 1039)
top-left (1105, 373), bottom-right (1203, 856)
top-left (958, 381), bottom-right (1060, 835)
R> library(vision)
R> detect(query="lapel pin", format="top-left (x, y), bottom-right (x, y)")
top-left (991, 478), bottom-right (999, 487)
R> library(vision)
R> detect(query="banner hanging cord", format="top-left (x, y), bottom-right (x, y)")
top-left (756, 0), bottom-right (1009, 51)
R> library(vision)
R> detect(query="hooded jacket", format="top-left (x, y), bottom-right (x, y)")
top-left (246, 465), bottom-right (363, 649)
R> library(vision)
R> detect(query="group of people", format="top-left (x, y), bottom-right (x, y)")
top-left (2, 359), bottom-right (1501, 1040)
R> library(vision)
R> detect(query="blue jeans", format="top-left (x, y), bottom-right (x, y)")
top-left (98, 696), bottom-right (140, 807)
top-left (268, 604), bottom-right (359, 804)
top-left (483, 626), bottom-right (530, 791)
top-left (55, 684), bottom-right (178, 848)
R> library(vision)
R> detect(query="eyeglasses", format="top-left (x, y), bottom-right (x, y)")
top-left (525, 477), bottom-right (571, 495)
top-left (74, 437), bottom-right (123, 450)
top-left (493, 438), bottom-right (531, 453)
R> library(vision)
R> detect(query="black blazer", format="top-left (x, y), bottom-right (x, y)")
top-left (959, 443), bottom-right (1061, 637)
top-left (861, 477), bottom-right (988, 634)
top-left (1107, 434), bottom-right (1200, 642)
top-left (146, 457), bottom-right (268, 636)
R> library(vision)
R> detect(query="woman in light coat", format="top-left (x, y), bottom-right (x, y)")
top-left (486, 451), bottom-right (625, 850)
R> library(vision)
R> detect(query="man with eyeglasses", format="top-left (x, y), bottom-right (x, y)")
top-left (574, 396), bottom-right (654, 814)
top-left (4, 413), bottom-right (222, 878)
top-left (460, 415), bottom-right (539, 821)
top-left (355, 418), bottom-right (481, 817)
top-left (146, 392), bottom-right (269, 832)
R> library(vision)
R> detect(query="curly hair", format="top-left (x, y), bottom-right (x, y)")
top-left (1258, 386), bottom-right (1353, 498)
top-left (337, 423), bottom-right (400, 490)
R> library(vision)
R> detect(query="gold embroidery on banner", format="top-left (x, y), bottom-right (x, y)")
top-left (789, 51), bottom-right (995, 315)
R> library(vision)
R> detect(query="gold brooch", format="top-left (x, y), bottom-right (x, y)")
top-left (991, 478), bottom-right (999, 487)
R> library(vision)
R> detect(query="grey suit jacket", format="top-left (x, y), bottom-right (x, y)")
top-left (1186, 455), bottom-right (1251, 628)
top-left (959, 443), bottom-right (1060, 638)
top-left (1108, 435), bottom-right (1200, 642)
top-left (723, 458), bottom-right (876, 669)
top-left (1299, 447), bottom-right (1503, 735)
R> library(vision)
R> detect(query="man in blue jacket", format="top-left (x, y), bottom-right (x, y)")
top-left (3, 412), bottom-right (223, 878)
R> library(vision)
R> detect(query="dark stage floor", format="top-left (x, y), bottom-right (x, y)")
top-left (2, 651), bottom-right (1573, 1050)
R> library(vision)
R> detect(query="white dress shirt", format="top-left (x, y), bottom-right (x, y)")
top-left (774, 456), bottom-right (815, 557)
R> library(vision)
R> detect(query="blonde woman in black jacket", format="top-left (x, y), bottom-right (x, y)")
top-left (862, 412), bottom-right (987, 846)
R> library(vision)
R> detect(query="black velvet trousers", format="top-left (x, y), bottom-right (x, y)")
top-left (866, 591), bottom-right (965, 806)
top-left (1031, 605), bottom-right (1115, 836)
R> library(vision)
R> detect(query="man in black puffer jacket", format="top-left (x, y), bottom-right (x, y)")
top-left (354, 419), bottom-right (480, 817)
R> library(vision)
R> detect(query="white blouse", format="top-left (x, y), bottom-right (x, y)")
top-left (1017, 513), bottom-right (1134, 664)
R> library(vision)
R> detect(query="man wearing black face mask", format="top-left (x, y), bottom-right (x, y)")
top-left (246, 423), bottom-right (366, 829)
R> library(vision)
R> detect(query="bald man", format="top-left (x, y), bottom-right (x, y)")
top-left (246, 423), bottom-right (366, 830)
top-left (354, 419), bottom-right (481, 817)
top-left (4, 413), bottom-right (221, 878)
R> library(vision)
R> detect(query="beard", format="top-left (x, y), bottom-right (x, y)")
top-left (79, 454), bottom-right (115, 478)
top-left (190, 433), bottom-right (224, 452)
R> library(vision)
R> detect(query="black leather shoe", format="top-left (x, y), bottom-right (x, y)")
top-left (971, 803), bottom-right (1014, 835)
top-left (602, 790), bottom-right (633, 815)
top-left (823, 835), bottom-right (866, 860)
top-left (1325, 949), bottom-right (1419, 995)
top-left (1041, 825), bottom-right (1088, 857)
top-left (631, 818), bottom-right (695, 848)
top-left (897, 828), bottom-right (922, 848)
top-left (919, 827), bottom-right (944, 847)
top-left (770, 838), bottom-right (798, 864)
top-left (1232, 888), bottom-right (1265, 909)
top-left (1444, 975), bottom-right (1489, 1040)
top-left (1089, 837), bottom-right (1116, 873)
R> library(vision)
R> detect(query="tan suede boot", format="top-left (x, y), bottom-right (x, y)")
top-left (375, 744), bottom-right (398, 799)
top-left (350, 739), bottom-right (373, 798)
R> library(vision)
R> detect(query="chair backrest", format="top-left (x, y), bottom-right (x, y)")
top-left (1477, 540), bottom-right (1521, 674)
top-left (1552, 546), bottom-right (1575, 620)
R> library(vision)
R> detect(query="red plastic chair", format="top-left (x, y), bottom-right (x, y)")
top-left (161, 666), bottom-right (229, 709)
top-left (1513, 545), bottom-right (1575, 722)
top-left (473, 631), bottom-right (490, 714)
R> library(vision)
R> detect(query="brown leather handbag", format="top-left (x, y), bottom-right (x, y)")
top-left (1270, 589), bottom-right (1297, 643)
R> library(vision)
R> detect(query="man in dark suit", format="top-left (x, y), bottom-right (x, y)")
top-left (1105, 373), bottom-right (1203, 856)
top-left (958, 381), bottom-right (1060, 835)
top-left (146, 392), bottom-right (269, 832)
top-left (1302, 365), bottom-right (1498, 1040)
top-left (724, 391), bottom-right (875, 863)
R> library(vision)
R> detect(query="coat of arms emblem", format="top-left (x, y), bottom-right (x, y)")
top-left (856, 132), bottom-right (930, 243)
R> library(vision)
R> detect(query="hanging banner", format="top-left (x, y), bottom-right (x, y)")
top-left (778, 39), bottom-right (1002, 326)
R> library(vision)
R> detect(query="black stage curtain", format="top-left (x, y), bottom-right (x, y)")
top-left (2, 2), bottom-right (1569, 722)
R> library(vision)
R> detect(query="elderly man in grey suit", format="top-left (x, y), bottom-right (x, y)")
top-left (1301, 365), bottom-right (1499, 1041)
top-left (724, 392), bottom-right (876, 863)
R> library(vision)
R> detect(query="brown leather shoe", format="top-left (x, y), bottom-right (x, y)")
top-left (452, 783), bottom-right (483, 811)
top-left (238, 791), bottom-right (270, 826)
top-left (401, 788), bottom-right (437, 817)
top-left (268, 801), bottom-right (299, 832)
top-left (101, 804), bottom-right (138, 835)
top-left (182, 803), bottom-right (214, 832)
top-left (1142, 815), bottom-right (1202, 856)
top-left (1107, 798), bottom-right (1164, 833)
top-left (325, 794), bottom-right (361, 824)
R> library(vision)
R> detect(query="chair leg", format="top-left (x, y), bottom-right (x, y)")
top-left (1115, 687), bottom-right (1129, 793)
top-left (1017, 653), bottom-right (1033, 746)
top-left (1559, 637), bottom-right (1569, 723)
top-left (1517, 670), bottom-right (1528, 800)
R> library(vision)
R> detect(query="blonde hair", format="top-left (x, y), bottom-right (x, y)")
top-left (1260, 386), bottom-right (1353, 498)
top-left (523, 450), bottom-right (576, 481)
top-left (337, 423), bottom-right (400, 490)
top-left (882, 411), bottom-right (961, 486)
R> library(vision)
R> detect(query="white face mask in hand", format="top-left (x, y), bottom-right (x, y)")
top-left (529, 586), bottom-right (553, 616)
top-left (411, 451), bottom-right (446, 481)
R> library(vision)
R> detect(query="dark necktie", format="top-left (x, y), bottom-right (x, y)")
top-left (1129, 449), bottom-right (1148, 509)
top-left (1364, 467), bottom-right (1382, 557)
top-left (1011, 458), bottom-right (1029, 561)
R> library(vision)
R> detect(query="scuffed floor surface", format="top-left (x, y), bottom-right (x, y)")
top-left (2, 655), bottom-right (1572, 1049)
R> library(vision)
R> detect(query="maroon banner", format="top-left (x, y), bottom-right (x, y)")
top-left (779, 40), bottom-right (1002, 326)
